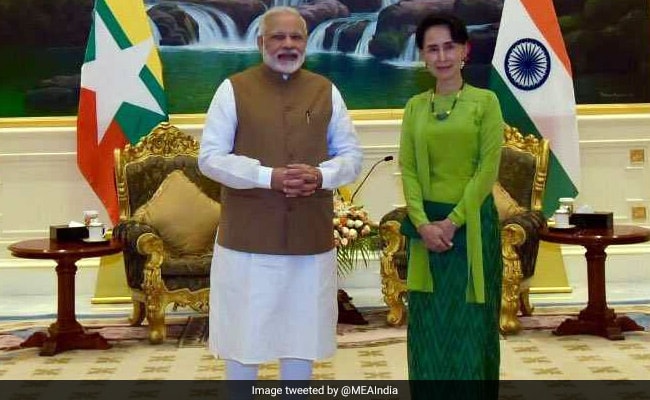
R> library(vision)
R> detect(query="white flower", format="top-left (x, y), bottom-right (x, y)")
top-left (353, 219), bottom-right (364, 228)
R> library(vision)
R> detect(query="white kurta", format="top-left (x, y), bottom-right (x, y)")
top-left (199, 77), bottom-right (363, 364)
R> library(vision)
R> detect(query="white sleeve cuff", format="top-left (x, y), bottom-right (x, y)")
top-left (257, 166), bottom-right (273, 188)
top-left (319, 167), bottom-right (334, 190)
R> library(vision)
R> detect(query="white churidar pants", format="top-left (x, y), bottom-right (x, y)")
top-left (209, 244), bottom-right (338, 364)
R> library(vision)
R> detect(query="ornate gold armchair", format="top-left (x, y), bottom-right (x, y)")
top-left (113, 123), bottom-right (221, 343)
top-left (380, 125), bottom-right (549, 334)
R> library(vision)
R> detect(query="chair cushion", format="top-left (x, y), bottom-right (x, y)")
top-left (493, 182), bottom-right (526, 222)
top-left (133, 170), bottom-right (220, 255)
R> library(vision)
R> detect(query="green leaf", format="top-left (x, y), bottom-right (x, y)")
top-left (336, 228), bottom-right (380, 277)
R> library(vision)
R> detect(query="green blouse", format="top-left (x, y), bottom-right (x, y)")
top-left (399, 84), bottom-right (504, 303)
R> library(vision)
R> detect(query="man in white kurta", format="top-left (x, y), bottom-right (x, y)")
top-left (198, 7), bottom-right (362, 381)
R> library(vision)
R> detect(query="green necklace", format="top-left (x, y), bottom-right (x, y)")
top-left (430, 82), bottom-right (465, 121)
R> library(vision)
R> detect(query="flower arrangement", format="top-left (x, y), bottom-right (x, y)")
top-left (333, 196), bottom-right (379, 276)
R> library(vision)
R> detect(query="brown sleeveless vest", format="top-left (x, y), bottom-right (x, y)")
top-left (217, 65), bottom-right (335, 255)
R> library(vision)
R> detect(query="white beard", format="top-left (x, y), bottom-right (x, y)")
top-left (262, 48), bottom-right (305, 74)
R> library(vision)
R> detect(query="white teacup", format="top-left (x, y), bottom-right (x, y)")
top-left (558, 197), bottom-right (575, 215)
top-left (87, 223), bottom-right (106, 241)
top-left (553, 209), bottom-right (570, 227)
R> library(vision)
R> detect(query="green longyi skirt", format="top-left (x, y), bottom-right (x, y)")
top-left (404, 196), bottom-right (502, 397)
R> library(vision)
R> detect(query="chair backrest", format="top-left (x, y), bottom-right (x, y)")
top-left (498, 125), bottom-right (550, 212)
top-left (114, 122), bottom-right (221, 221)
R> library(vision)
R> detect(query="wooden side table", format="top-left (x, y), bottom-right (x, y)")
top-left (539, 225), bottom-right (650, 340)
top-left (8, 238), bottom-right (122, 356)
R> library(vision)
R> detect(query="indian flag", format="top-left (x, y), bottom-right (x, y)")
top-left (489, 0), bottom-right (580, 215)
top-left (77, 0), bottom-right (167, 223)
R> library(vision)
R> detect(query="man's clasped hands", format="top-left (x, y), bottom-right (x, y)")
top-left (272, 163), bottom-right (323, 197)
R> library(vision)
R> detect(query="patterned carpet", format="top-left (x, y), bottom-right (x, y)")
top-left (1, 307), bottom-right (650, 380)
top-left (0, 309), bottom-right (408, 352)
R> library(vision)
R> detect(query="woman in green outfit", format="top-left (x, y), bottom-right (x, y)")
top-left (399, 12), bottom-right (505, 392)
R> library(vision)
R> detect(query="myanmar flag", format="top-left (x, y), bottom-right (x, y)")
top-left (77, 0), bottom-right (167, 224)
top-left (489, 0), bottom-right (580, 215)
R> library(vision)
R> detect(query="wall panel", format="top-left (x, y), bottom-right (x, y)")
top-left (1, 114), bottom-right (649, 300)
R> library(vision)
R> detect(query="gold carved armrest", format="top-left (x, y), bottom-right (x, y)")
top-left (381, 220), bottom-right (405, 256)
top-left (114, 220), bottom-right (158, 290)
top-left (502, 210), bottom-right (546, 278)
top-left (136, 232), bottom-right (166, 293)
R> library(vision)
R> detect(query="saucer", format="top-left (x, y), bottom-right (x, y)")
top-left (550, 224), bottom-right (576, 230)
top-left (82, 237), bottom-right (109, 243)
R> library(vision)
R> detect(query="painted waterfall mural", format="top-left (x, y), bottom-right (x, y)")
top-left (148, 0), bottom-right (468, 113)
top-left (0, 0), bottom-right (648, 117)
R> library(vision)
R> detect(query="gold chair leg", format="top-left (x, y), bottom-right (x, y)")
top-left (519, 287), bottom-right (534, 316)
top-left (381, 256), bottom-right (407, 326)
top-left (138, 233), bottom-right (167, 344)
top-left (500, 280), bottom-right (521, 335)
top-left (381, 272), bottom-right (407, 326)
top-left (500, 224), bottom-right (525, 335)
top-left (146, 300), bottom-right (166, 344)
top-left (385, 292), bottom-right (407, 327)
top-left (129, 300), bottom-right (146, 326)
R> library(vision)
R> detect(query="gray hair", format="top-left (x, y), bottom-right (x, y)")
top-left (258, 6), bottom-right (307, 36)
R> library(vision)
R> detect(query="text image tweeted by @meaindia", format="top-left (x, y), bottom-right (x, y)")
top-left (251, 383), bottom-right (401, 398)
